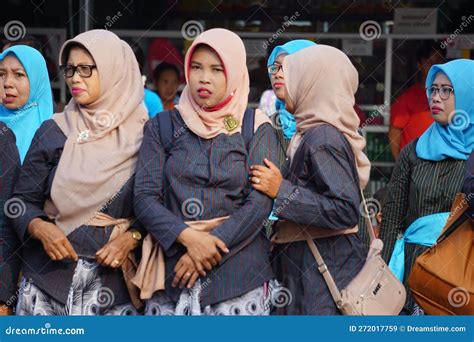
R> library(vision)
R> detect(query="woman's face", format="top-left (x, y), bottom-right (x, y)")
top-left (0, 55), bottom-right (30, 110)
top-left (428, 72), bottom-right (455, 125)
top-left (270, 53), bottom-right (287, 101)
top-left (65, 47), bottom-right (100, 106)
top-left (188, 45), bottom-right (227, 108)
top-left (155, 69), bottom-right (179, 103)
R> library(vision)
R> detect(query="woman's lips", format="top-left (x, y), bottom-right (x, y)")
top-left (71, 87), bottom-right (85, 95)
top-left (274, 82), bottom-right (285, 89)
top-left (431, 106), bottom-right (443, 114)
top-left (3, 94), bottom-right (16, 103)
top-left (198, 88), bottom-right (212, 99)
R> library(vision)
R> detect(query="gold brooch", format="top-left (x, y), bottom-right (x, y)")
top-left (223, 115), bottom-right (238, 132)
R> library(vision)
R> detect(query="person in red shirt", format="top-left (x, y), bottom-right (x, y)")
top-left (388, 41), bottom-right (444, 159)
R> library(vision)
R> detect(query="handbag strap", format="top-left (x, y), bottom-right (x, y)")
top-left (303, 231), bottom-right (344, 308)
top-left (303, 187), bottom-right (377, 308)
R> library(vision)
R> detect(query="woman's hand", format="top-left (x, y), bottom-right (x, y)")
top-left (172, 253), bottom-right (200, 289)
top-left (28, 218), bottom-right (78, 262)
top-left (249, 158), bottom-right (283, 199)
top-left (177, 228), bottom-right (229, 276)
top-left (0, 304), bottom-right (13, 315)
top-left (96, 231), bottom-right (138, 268)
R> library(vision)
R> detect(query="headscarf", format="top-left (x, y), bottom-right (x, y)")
top-left (0, 45), bottom-right (53, 162)
top-left (416, 59), bottom-right (474, 161)
top-left (267, 40), bottom-right (316, 139)
top-left (49, 30), bottom-right (148, 235)
top-left (176, 28), bottom-right (269, 139)
top-left (283, 44), bottom-right (371, 188)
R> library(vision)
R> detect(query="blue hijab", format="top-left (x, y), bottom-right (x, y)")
top-left (0, 45), bottom-right (53, 162)
top-left (267, 40), bottom-right (316, 139)
top-left (416, 59), bottom-right (474, 161)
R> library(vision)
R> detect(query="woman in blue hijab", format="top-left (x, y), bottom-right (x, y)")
top-left (265, 40), bottom-right (316, 151)
top-left (380, 59), bottom-right (474, 315)
top-left (0, 45), bottom-right (53, 162)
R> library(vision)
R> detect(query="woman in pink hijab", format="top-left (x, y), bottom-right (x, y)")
top-left (249, 45), bottom-right (371, 314)
top-left (134, 29), bottom-right (280, 315)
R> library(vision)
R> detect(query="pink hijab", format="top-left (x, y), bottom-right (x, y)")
top-left (49, 30), bottom-right (148, 234)
top-left (283, 45), bottom-right (371, 188)
top-left (176, 28), bottom-right (269, 139)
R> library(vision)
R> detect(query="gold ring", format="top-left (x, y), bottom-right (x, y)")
top-left (112, 259), bottom-right (120, 266)
top-left (254, 178), bottom-right (260, 184)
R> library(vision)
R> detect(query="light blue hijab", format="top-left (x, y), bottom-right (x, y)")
top-left (267, 40), bottom-right (316, 139)
top-left (416, 59), bottom-right (474, 161)
top-left (0, 45), bottom-right (53, 162)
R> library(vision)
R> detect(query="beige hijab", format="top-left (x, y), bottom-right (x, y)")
top-left (283, 45), bottom-right (371, 188)
top-left (49, 30), bottom-right (148, 234)
top-left (176, 28), bottom-right (269, 138)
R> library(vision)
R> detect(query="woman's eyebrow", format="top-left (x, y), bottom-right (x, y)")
top-left (431, 83), bottom-right (453, 87)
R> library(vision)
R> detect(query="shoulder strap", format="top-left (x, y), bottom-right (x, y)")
top-left (157, 109), bottom-right (174, 155)
top-left (242, 108), bottom-right (255, 151)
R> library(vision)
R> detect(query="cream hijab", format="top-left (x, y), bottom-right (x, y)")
top-left (49, 30), bottom-right (148, 234)
top-left (283, 45), bottom-right (371, 188)
top-left (176, 28), bottom-right (269, 139)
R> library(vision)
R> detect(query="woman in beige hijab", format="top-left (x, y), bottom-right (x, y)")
top-left (249, 45), bottom-right (370, 314)
top-left (133, 29), bottom-right (280, 315)
top-left (11, 30), bottom-right (148, 315)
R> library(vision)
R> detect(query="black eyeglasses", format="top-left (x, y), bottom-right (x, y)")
top-left (426, 86), bottom-right (454, 101)
top-left (267, 64), bottom-right (283, 75)
top-left (60, 64), bottom-right (97, 78)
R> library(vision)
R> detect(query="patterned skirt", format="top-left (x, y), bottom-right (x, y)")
top-left (16, 259), bottom-right (138, 316)
top-left (145, 279), bottom-right (280, 316)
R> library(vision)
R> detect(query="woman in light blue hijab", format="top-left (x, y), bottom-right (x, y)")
top-left (266, 40), bottom-right (316, 140)
top-left (381, 59), bottom-right (474, 315)
top-left (416, 59), bottom-right (474, 160)
top-left (0, 45), bottom-right (53, 162)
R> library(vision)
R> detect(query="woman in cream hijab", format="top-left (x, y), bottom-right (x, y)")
top-left (249, 45), bottom-right (370, 314)
top-left (133, 28), bottom-right (279, 315)
top-left (11, 30), bottom-right (148, 315)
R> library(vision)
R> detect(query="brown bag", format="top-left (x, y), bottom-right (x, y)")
top-left (304, 190), bottom-right (406, 315)
top-left (409, 193), bottom-right (474, 315)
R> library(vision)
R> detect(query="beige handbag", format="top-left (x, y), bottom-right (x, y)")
top-left (304, 190), bottom-right (406, 315)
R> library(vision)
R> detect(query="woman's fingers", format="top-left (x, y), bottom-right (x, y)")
top-left (250, 164), bottom-right (267, 172)
top-left (187, 272), bottom-right (199, 289)
top-left (63, 240), bottom-right (78, 261)
top-left (172, 264), bottom-right (186, 287)
top-left (179, 270), bottom-right (193, 288)
top-left (264, 158), bottom-right (278, 170)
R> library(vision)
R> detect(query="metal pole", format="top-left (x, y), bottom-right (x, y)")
top-left (79, 0), bottom-right (94, 33)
